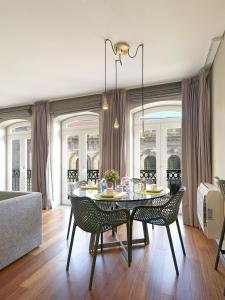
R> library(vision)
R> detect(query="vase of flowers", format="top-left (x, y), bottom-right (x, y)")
top-left (104, 169), bottom-right (119, 189)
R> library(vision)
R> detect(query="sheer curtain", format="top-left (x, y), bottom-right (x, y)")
top-left (32, 101), bottom-right (52, 209)
top-left (182, 69), bottom-right (211, 226)
top-left (100, 89), bottom-right (126, 178)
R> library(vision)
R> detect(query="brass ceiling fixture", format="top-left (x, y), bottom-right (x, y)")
top-left (103, 39), bottom-right (145, 133)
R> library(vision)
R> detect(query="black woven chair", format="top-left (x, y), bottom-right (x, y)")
top-left (214, 177), bottom-right (225, 270)
top-left (66, 181), bottom-right (113, 242)
top-left (66, 196), bottom-right (130, 290)
top-left (130, 187), bottom-right (186, 275)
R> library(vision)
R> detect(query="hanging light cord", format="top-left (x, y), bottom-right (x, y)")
top-left (105, 39), bottom-right (107, 95)
top-left (128, 43), bottom-right (143, 58)
top-left (105, 38), bottom-right (117, 55)
top-left (104, 39), bottom-right (144, 132)
top-left (141, 44), bottom-right (144, 135)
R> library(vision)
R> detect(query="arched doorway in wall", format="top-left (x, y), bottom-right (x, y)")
top-left (6, 120), bottom-right (32, 191)
top-left (144, 155), bottom-right (156, 170)
top-left (61, 113), bottom-right (99, 204)
top-left (168, 155), bottom-right (181, 170)
top-left (132, 101), bottom-right (182, 187)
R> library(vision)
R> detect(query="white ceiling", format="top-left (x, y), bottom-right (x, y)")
top-left (0, 0), bottom-right (225, 109)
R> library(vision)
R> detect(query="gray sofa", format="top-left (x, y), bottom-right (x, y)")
top-left (0, 191), bottom-right (42, 270)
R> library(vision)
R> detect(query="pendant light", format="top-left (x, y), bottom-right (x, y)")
top-left (102, 95), bottom-right (108, 110)
top-left (103, 39), bottom-right (145, 132)
top-left (113, 58), bottom-right (122, 129)
top-left (114, 117), bottom-right (119, 129)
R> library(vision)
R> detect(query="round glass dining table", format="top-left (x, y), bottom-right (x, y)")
top-left (71, 184), bottom-right (170, 206)
top-left (69, 184), bottom-right (170, 261)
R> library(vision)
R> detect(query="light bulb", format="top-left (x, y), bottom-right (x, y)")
top-left (140, 126), bottom-right (145, 139)
top-left (114, 117), bottom-right (119, 129)
top-left (102, 95), bottom-right (108, 110)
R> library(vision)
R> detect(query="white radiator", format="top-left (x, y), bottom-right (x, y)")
top-left (197, 183), bottom-right (224, 239)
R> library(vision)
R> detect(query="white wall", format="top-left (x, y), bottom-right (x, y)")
top-left (212, 37), bottom-right (225, 179)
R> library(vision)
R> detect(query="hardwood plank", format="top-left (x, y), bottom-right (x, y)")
top-left (0, 207), bottom-right (225, 300)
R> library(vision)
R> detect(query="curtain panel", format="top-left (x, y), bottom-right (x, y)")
top-left (127, 81), bottom-right (181, 103)
top-left (0, 105), bottom-right (32, 122)
top-left (100, 90), bottom-right (126, 179)
top-left (32, 101), bottom-right (52, 209)
top-left (182, 69), bottom-right (212, 227)
top-left (50, 94), bottom-right (101, 117)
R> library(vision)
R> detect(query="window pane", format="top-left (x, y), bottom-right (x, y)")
top-left (67, 136), bottom-right (79, 182)
top-left (87, 133), bottom-right (99, 183)
top-left (166, 128), bottom-right (181, 168)
top-left (12, 139), bottom-right (20, 191)
top-left (140, 129), bottom-right (157, 183)
top-left (11, 126), bottom-right (31, 134)
top-left (166, 128), bottom-right (182, 188)
top-left (27, 139), bottom-right (32, 191)
top-left (140, 129), bottom-right (156, 169)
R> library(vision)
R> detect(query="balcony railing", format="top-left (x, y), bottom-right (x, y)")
top-left (27, 169), bottom-right (32, 191)
top-left (67, 169), bottom-right (100, 183)
top-left (12, 169), bottom-right (20, 191)
top-left (140, 169), bottom-right (181, 185)
top-left (166, 169), bottom-right (181, 182)
top-left (12, 169), bottom-right (32, 192)
top-left (140, 169), bottom-right (157, 183)
top-left (12, 168), bottom-right (181, 192)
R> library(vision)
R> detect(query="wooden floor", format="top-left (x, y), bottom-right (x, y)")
top-left (0, 207), bottom-right (225, 300)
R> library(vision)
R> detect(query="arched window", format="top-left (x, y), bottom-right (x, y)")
top-left (168, 155), bottom-right (180, 170)
top-left (144, 155), bottom-right (156, 170)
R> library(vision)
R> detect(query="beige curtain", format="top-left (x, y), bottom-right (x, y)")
top-left (100, 89), bottom-right (126, 178)
top-left (182, 69), bottom-right (211, 226)
top-left (32, 101), bottom-right (52, 209)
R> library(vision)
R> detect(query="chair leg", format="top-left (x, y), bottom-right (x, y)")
top-left (215, 216), bottom-right (225, 270)
top-left (89, 231), bottom-right (100, 290)
top-left (176, 218), bottom-right (186, 256)
top-left (66, 221), bottom-right (76, 271)
top-left (101, 232), bottom-right (103, 252)
top-left (130, 219), bottom-right (134, 264)
top-left (142, 222), bottom-right (149, 245)
top-left (126, 222), bottom-right (131, 267)
top-left (166, 225), bottom-right (179, 276)
top-left (129, 220), bottom-right (133, 263)
top-left (66, 208), bottom-right (73, 240)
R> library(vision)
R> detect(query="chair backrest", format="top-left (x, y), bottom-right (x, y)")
top-left (163, 186), bottom-right (185, 224)
top-left (215, 177), bottom-right (225, 201)
top-left (132, 178), bottom-right (141, 184)
top-left (170, 181), bottom-right (182, 195)
top-left (70, 196), bottom-right (103, 233)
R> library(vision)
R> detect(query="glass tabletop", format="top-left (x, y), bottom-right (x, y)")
top-left (70, 184), bottom-right (170, 203)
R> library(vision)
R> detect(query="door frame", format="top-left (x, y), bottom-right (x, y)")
top-left (132, 103), bottom-right (181, 187)
top-left (61, 113), bottom-right (99, 205)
